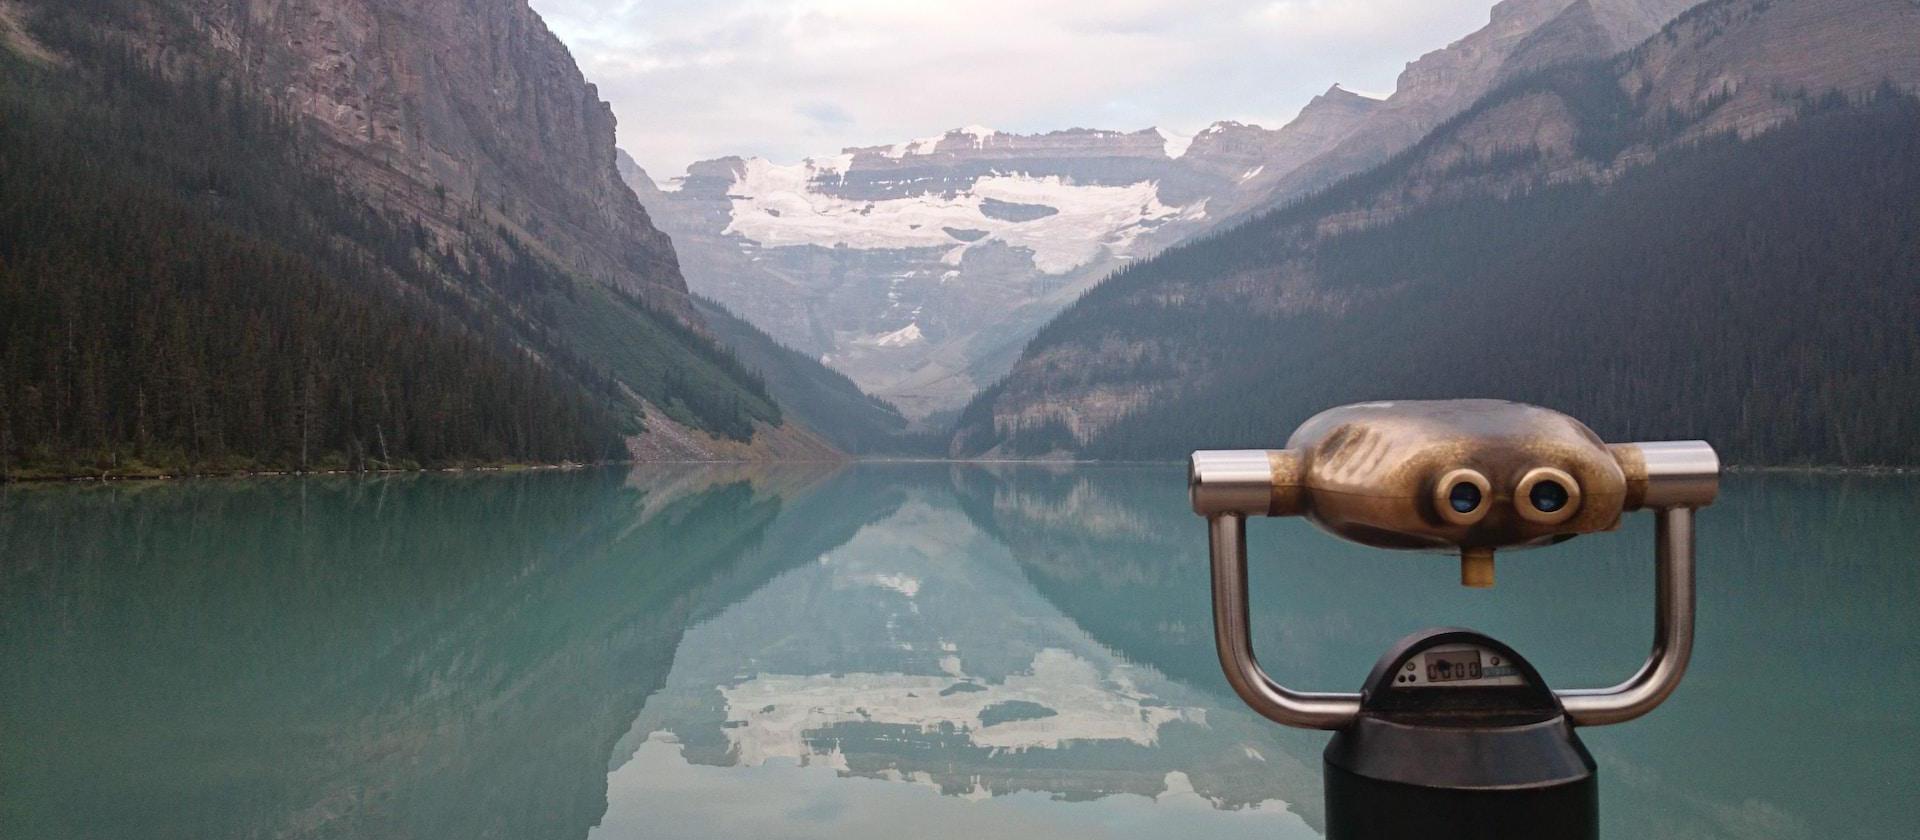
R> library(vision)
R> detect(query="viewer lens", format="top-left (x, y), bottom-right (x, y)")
top-left (1530, 480), bottom-right (1569, 513)
top-left (1449, 482), bottom-right (1482, 514)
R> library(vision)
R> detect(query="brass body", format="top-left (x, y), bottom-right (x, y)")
top-left (1277, 400), bottom-right (1628, 555)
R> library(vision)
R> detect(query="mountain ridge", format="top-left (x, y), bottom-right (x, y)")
top-left (952, 0), bottom-right (1920, 466)
top-left (1231, 0), bottom-right (1699, 220)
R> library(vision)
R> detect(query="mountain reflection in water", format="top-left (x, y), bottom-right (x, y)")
top-left (2, 465), bottom-right (1916, 839)
top-left (599, 484), bottom-right (1318, 839)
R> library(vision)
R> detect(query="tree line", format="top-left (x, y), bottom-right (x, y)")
top-left (0, 27), bottom-right (631, 477)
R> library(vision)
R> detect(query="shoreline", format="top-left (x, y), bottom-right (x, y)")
top-left (3, 459), bottom-right (1916, 486)
top-left (0, 461), bottom-right (600, 485)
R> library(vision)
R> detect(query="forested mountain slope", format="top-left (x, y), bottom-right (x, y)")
top-left (0, 2), bottom-right (801, 476)
top-left (0, 0), bottom-right (845, 475)
top-left (693, 299), bottom-right (932, 456)
top-left (956, 0), bottom-right (1920, 466)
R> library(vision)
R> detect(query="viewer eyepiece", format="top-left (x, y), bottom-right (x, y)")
top-left (1449, 482), bottom-right (1482, 513)
top-left (1530, 480), bottom-right (1568, 513)
top-left (1432, 467), bottom-right (1492, 526)
top-left (1513, 466), bottom-right (1581, 525)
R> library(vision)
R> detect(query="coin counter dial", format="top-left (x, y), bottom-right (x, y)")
top-left (1389, 644), bottom-right (1528, 688)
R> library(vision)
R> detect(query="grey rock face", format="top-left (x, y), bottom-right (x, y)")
top-left (124, 0), bottom-right (695, 320)
top-left (1244, 0), bottom-right (1699, 217)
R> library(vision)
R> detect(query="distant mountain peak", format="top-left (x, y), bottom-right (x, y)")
top-left (1175, 89), bottom-right (1384, 191)
top-left (1322, 83), bottom-right (1385, 102)
top-left (878, 125), bottom-right (1002, 159)
top-left (1295, 85), bottom-right (1389, 124)
top-left (952, 0), bottom-right (1920, 464)
top-left (1502, 0), bottom-right (1701, 81)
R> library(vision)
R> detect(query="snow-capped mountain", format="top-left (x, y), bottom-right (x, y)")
top-left (624, 0), bottom-right (1709, 425)
top-left (627, 92), bottom-right (1380, 420)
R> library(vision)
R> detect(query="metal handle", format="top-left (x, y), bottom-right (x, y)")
top-left (1209, 512), bottom-right (1363, 729)
top-left (1204, 507), bottom-right (1696, 730)
top-left (1556, 506), bottom-right (1694, 726)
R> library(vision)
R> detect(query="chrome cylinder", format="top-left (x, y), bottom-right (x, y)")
top-left (1190, 449), bottom-right (1283, 517)
top-left (1627, 441), bottom-right (1721, 510)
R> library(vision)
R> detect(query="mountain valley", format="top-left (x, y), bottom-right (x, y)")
top-left (635, 0), bottom-right (1701, 424)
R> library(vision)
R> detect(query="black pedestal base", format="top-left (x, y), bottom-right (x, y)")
top-left (1325, 759), bottom-right (1596, 840)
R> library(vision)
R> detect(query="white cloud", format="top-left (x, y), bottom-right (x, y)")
top-left (530, 0), bottom-right (1501, 175)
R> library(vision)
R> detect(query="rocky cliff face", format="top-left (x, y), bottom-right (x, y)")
top-left (1243, 0), bottom-right (1698, 216)
top-left (1503, 0), bottom-right (1701, 80)
top-left (1308, 0), bottom-right (1920, 238)
top-left (1623, 0), bottom-right (1920, 140)
top-left (1179, 85), bottom-right (1386, 219)
top-left (120, 0), bottom-right (693, 320)
top-left (1181, 86), bottom-right (1384, 184)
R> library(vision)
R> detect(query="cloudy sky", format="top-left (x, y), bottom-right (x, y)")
top-left (529, 0), bottom-right (1503, 177)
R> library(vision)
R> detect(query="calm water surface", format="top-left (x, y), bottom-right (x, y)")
top-left (1, 465), bottom-right (1915, 839)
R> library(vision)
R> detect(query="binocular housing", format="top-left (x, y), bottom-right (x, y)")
top-left (1191, 400), bottom-right (1717, 587)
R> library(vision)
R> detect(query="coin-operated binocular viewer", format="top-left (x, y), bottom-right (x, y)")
top-left (1189, 400), bottom-right (1717, 840)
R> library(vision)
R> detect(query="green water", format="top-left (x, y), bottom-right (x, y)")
top-left (1, 465), bottom-right (1914, 839)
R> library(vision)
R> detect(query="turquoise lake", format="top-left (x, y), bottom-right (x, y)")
top-left (2, 465), bottom-right (1915, 838)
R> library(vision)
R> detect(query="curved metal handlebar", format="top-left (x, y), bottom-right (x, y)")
top-left (1209, 512), bottom-right (1363, 729)
top-left (1200, 441), bottom-right (1713, 730)
top-left (1556, 506), bottom-right (1694, 726)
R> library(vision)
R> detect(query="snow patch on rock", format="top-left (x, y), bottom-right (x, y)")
top-left (809, 152), bottom-right (856, 178)
top-left (867, 323), bottom-right (925, 349)
top-left (723, 159), bottom-right (1194, 274)
top-left (1156, 127), bottom-right (1196, 159)
top-left (886, 132), bottom-right (949, 159)
top-left (957, 125), bottom-right (998, 147)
